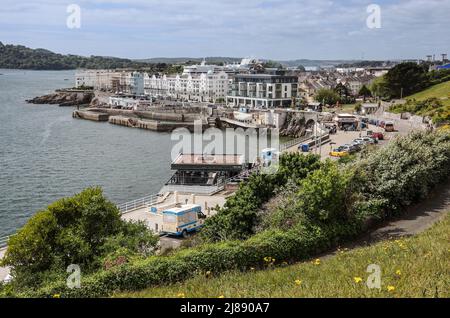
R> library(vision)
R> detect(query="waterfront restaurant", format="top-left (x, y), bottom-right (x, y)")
top-left (163, 154), bottom-right (247, 194)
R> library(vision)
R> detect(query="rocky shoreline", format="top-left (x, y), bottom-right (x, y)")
top-left (26, 90), bottom-right (94, 107)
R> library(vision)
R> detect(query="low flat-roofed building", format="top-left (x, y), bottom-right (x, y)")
top-left (172, 154), bottom-right (245, 172)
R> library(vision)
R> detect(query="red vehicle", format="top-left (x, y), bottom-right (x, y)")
top-left (371, 132), bottom-right (384, 140)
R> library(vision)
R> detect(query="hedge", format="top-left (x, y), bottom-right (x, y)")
top-left (25, 220), bottom-right (360, 298)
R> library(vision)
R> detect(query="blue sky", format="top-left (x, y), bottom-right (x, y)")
top-left (0, 0), bottom-right (449, 60)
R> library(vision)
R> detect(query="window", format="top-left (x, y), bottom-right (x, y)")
top-left (163, 214), bottom-right (177, 224)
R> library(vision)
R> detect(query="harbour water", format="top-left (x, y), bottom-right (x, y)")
top-left (0, 70), bottom-right (175, 237)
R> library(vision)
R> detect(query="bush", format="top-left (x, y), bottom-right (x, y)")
top-left (26, 221), bottom-right (359, 298)
top-left (1, 187), bottom-right (158, 289)
top-left (264, 162), bottom-right (359, 230)
top-left (200, 154), bottom-right (321, 242)
top-left (354, 130), bottom-right (450, 217)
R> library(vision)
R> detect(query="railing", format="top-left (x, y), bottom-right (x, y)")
top-left (0, 236), bottom-right (9, 249)
top-left (117, 194), bottom-right (160, 214)
top-left (117, 136), bottom-right (325, 215)
top-left (159, 184), bottom-right (224, 195)
top-left (279, 134), bottom-right (312, 152)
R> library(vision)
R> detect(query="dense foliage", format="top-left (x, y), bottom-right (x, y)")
top-left (372, 62), bottom-right (450, 99)
top-left (200, 153), bottom-right (321, 242)
top-left (2, 131), bottom-right (449, 298)
top-left (0, 42), bottom-right (180, 72)
top-left (1, 188), bottom-right (158, 290)
top-left (389, 98), bottom-right (450, 124)
top-left (315, 88), bottom-right (341, 105)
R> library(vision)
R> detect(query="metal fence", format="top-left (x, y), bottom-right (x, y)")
top-left (117, 194), bottom-right (160, 214)
top-left (279, 135), bottom-right (312, 152)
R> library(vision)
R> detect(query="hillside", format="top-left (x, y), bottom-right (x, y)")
top-left (390, 80), bottom-right (450, 123)
top-left (119, 212), bottom-right (449, 298)
top-left (0, 42), bottom-right (174, 71)
top-left (407, 80), bottom-right (450, 106)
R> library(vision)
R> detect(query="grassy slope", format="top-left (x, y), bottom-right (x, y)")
top-left (118, 213), bottom-right (449, 298)
top-left (407, 81), bottom-right (450, 106)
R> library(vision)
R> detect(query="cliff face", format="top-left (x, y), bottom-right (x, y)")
top-left (27, 91), bottom-right (94, 106)
top-left (279, 113), bottom-right (307, 137)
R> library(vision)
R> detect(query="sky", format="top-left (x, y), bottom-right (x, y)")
top-left (0, 0), bottom-right (449, 61)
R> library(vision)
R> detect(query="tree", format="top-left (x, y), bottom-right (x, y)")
top-left (334, 83), bottom-right (350, 99)
top-left (2, 187), bottom-right (158, 287)
top-left (315, 88), bottom-right (340, 106)
top-left (384, 62), bottom-right (429, 99)
top-left (359, 85), bottom-right (372, 100)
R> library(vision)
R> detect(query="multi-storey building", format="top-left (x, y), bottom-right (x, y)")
top-left (144, 71), bottom-right (229, 103)
top-left (76, 70), bottom-right (145, 95)
top-left (226, 71), bottom-right (298, 108)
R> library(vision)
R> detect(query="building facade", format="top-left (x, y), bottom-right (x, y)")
top-left (226, 73), bottom-right (298, 108)
top-left (144, 71), bottom-right (229, 103)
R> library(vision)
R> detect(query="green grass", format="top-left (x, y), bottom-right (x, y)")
top-left (324, 104), bottom-right (356, 114)
top-left (407, 81), bottom-right (450, 106)
top-left (117, 213), bottom-right (450, 298)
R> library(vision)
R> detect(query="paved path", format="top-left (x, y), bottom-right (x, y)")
top-left (321, 178), bottom-right (450, 260)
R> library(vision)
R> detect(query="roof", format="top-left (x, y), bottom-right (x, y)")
top-left (164, 204), bottom-right (201, 215)
top-left (171, 154), bottom-right (245, 171)
top-left (173, 154), bottom-right (244, 165)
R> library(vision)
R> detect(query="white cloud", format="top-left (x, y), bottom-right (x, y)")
top-left (0, 0), bottom-right (448, 59)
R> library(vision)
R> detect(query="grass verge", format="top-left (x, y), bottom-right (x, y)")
top-left (407, 81), bottom-right (450, 107)
top-left (117, 213), bottom-right (449, 298)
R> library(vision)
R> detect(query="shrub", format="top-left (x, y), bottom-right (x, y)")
top-left (201, 154), bottom-right (321, 242)
top-left (1, 187), bottom-right (158, 289)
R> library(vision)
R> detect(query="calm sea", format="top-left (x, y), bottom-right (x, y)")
top-left (0, 69), bottom-right (174, 237)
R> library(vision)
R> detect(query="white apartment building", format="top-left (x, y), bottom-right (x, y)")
top-left (144, 71), bottom-right (229, 103)
top-left (227, 72), bottom-right (298, 108)
top-left (75, 70), bottom-right (145, 95)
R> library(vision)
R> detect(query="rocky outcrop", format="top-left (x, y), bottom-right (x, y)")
top-left (27, 91), bottom-right (94, 107)
top-left (280, 113), bottom-right (307, 137)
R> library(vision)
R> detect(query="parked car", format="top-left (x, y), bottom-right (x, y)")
top-left (349, 142), bottom-right (362, 151)
top-left (342, 144), bottom-right (359, 153)
top-left (362, 136), bottom-right (377, 144)
top-left (369, 132), bottom-right (384, 140)
top-left (353, 138), bottom-right (367, 146)
top-left (385, 121), bottom-right (395, 132)
top-left (330, 147), bottom-right (349, 157)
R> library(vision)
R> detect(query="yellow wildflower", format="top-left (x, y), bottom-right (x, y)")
top-left (395, 270), bottom-right (402, 276)
top-left (177, 293), bottom-right (186, 298)
top-left (295, 279), bottom-right (302, 286)
top-left (218, 295), bottom-right (225, 298)
top-left (353, 277), bottom-right (363, 284)
top-left (53, 294), bottom-right (61, 298)
top-left (314, 259), bottom-right (321, 266)
top-left (387, 286), bottom-right (395, 292)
